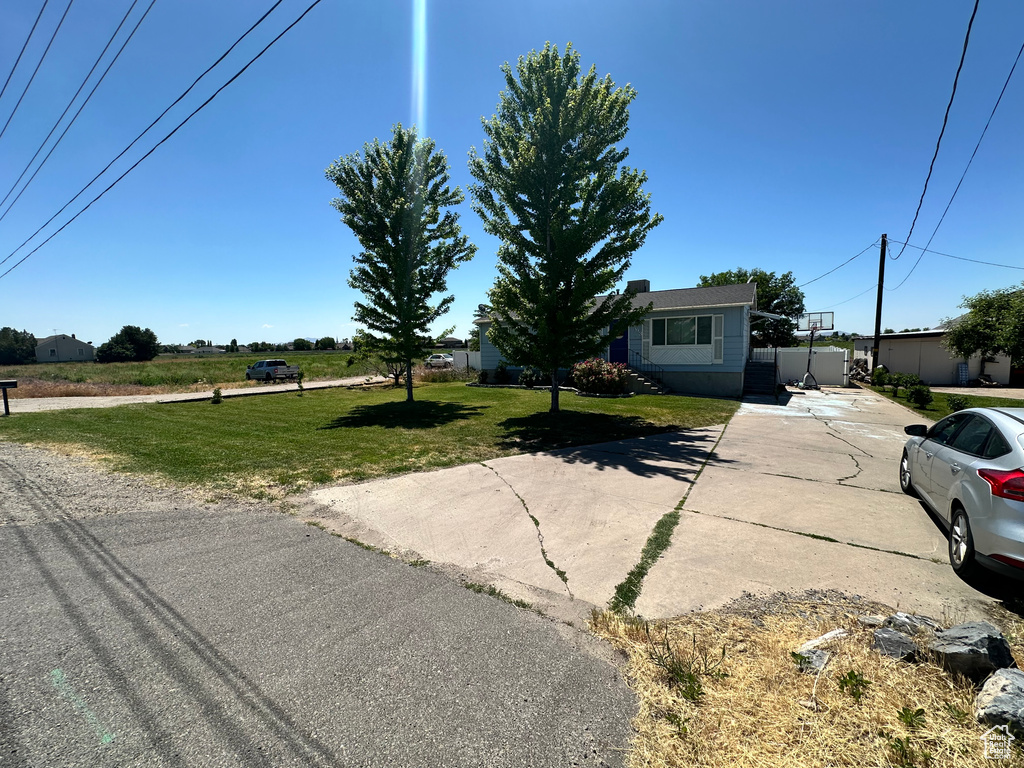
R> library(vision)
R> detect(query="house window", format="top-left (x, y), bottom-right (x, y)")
top-left (652, 315), bottom-right (714, 346)
top-left (49, 349), bottom-right (56, 357)
top-left (78, 348), bottom-right (84, 356)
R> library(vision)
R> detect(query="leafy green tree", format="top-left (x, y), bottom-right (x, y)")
top-left (292, 338), bottom-right (314, 351)
top-left (0, 327), bottom-right (37, 365)
top-left (315, 336), bottom-right (336, 350)
top-left (468, 43), bottom-right (662, 413)
top-left (96, 325), bottom-right (160, 363)
top-left (228, 338), bottom-right (239, 353)
top-left (327, 124), bottom-right (476, 402)
top-left (943, 283), bottom-right (1024, 368)
top-left (467, 327), bottom-right (481, 352)
top-left (698, 268), bottom-right (805, 348)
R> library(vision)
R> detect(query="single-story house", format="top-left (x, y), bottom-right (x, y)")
top-left (858, 328), bottom-right (1011, 386)
top-left (475, 279), bottom-right (759, 397)
top-left (35, 334), bottom-right (95, 363)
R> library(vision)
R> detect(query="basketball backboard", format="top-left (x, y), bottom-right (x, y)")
top-left (797, 312), bottom-right (835, 332)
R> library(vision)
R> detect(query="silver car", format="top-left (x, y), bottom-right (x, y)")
top-left (901, 407), bottom-right (1024, 581)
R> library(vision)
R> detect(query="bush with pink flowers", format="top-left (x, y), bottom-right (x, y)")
top-left (571, 358), bottom-right (630, 395)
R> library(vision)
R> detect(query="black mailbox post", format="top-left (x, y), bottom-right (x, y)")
top-left (1, 380), bottom-right (16, 416)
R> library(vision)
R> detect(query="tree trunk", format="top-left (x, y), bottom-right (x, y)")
top-left (549, 370), bottom-right (560, 413)
top-left (406, 360), bottom-right (414, 402)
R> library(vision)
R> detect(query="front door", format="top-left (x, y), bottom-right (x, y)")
top-left (609, 322), bottom-right (628, 364)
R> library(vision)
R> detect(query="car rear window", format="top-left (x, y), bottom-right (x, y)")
top-left (950, 416), bottom-right (992, 456)
top-left (268, 360), bottom-right (286, 366)
top-left (983, 429), bottom-right (1013, 459)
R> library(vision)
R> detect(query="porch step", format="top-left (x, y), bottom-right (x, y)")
top-left (627, 371), bottom-right (670, 395)
top-left (743, 360), bottom-right (777, 395)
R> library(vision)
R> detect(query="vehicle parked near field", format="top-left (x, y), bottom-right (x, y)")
top-left (424, 354), bottom-right (454, 369)
top-left (245, 359), bottom-right (300, 381)
top-left (900, 407), bottom-right (1024, 581)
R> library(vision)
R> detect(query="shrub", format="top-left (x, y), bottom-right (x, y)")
top-left (518, 366), bottom-right (542, 388)
top-left (871, 367), bottom-right (889, 388)
top-left (494, 362), bottom-right (510, 384)
top-left (477, 369), bottom-right (489, 384)
top-left (419, 366), bottom-right (473, 383)
top-left (889, 372), bottom-right (921, 398)
top-left (907, 384), bottom-right (933, 408)
top-left (571, 357), bottom-right (629, 394)
top-left (947, 394), bottom-right (971, 412)
top-left (211, 387), bottom-right (223, 404)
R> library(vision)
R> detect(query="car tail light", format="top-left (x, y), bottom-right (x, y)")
top-left (977, 468), bottom-right (1024, 501)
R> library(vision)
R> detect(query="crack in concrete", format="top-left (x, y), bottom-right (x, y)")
top-left (836, 453), bottom-right (863, 484)
top-left (824, 429), bottom-right (873, 457)
top-left (480, 463), bottom-right (573, 599)
top-left (687, 507), bottom-right (928, 561)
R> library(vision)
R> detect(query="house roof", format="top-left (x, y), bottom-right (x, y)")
top-left (474, 282), bottom-right (757, 323)
top-left (35, 334), bottom-right (94, 349)
top-left (621, 283), bottom-right (757, 311)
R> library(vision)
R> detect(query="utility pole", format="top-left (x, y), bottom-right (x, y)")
top-left (871, 234), bottom-right (887, 371)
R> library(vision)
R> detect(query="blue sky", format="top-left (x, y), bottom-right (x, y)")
top-left (1, 0), bottom-right (1022, 347)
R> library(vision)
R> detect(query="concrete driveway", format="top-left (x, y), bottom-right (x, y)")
top-left (306, 388), bottom-right (1001, 622)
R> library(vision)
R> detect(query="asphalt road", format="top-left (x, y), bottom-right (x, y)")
top-left (0, 444), bottom-right (633, 767)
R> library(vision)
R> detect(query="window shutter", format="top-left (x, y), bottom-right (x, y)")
top-left (713, 314), bottom-right (724, 363)
top-left (642, 320), bottom-right (650, 360)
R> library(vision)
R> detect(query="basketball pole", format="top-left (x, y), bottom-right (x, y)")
top-left (871, 234), bottom-right (887, 371)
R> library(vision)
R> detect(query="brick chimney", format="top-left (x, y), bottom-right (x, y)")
top-left (626, 279), bottom-right (650, 294)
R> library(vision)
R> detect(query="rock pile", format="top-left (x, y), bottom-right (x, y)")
top-left (849, 357), bottom-right (871, 383)
top-left (796, 612), bottom-right (1023, 735)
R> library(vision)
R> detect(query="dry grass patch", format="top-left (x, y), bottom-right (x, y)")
top-left (592, 596), bottom-right (1024, 768)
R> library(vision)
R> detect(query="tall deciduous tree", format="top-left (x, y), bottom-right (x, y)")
top-left (469, 43), bottom-right (662, 413)
top-left (96, 325), bottom-right (160, 363)
top-left (0, 327), bottom-right (36, 365)
top-left (698, 268), bottom-right (806, 348)
top-left (327, 125), bottom-right (475, 402)
top-left (943, 283), bottom-right (1024, 369)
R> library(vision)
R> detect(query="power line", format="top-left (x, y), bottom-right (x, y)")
top-left (0, 0), bottom-right (326, 281)
top-left (0, 0), bottom-right (77, 143)
top-left (887, 238), bottom-right (1024, 271)
top-left (0, 0), bottom-right (51, 105)
top-left (0, 0), bottom-right (287, 267)
top-left (892, 0), bottom-right (979, 261)
top-left (0, 0), bottom-right (146, 215)
top-left (798, 240), bottom-right (878, 288)
top-left (820, 284), bottom-right (878, 310)
top-left (918, 37), bottom-right (1024, 252)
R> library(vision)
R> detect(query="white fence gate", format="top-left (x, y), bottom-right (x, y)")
top-left (450, 350), bottom-right (480, 370)
top-left (774, 346), bottom-right (849, 386)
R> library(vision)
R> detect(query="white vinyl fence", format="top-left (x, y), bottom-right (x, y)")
top-left (450, 350), bottom-right (481, 370)
top-left (775, 346), bottom-right (849, 386)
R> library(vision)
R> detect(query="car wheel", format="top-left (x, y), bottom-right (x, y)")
top-left (899, 450), bottom-right (917, 497)
top-left (949, 506), bottom-right (980, 577)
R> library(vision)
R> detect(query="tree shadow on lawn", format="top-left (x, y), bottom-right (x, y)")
top-left (319, 400), bottom-right (488, 430)
top-left (496, 411), bottom-right (735, 481)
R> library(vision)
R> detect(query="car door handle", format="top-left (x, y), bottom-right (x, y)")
top-left (925, 451), bottom-right (934, 459)
top-left (950, 463), bottom-right (961, 474)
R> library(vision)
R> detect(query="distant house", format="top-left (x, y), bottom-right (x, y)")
top-left (862, 325), bottom-right (1011, 386)
top-left (436, 336), bottom-right (464, 349)
top-left (35, 334), bottom-right (95, 363)
top-left (475, 280), bottom-right (760, 397)
top-left (193, 346), bottom-right (225, 354)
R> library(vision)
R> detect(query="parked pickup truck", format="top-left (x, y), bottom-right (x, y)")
top-left (245, 359), bottom-right (300, 381)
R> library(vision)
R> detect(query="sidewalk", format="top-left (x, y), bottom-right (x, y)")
top-left (5, 375), bottom-right (387, 413)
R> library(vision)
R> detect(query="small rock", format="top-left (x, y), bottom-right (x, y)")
top-left (798, 628), bottom-right (850, 652)
top-left (929, 621), bottom-right (1016, 683)
top-left (976, 668), bottom-right (1024, 735)
top-left (858, 614), bottom-right (886, 628)
top-left (873, 628), bottom-right (917, 661)
top-left (885, 612), bottom-right (941, 635)
top-left (794, 648), bottom-right (830, 674)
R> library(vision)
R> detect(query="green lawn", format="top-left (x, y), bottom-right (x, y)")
top-left (0, 383), bottom-right (738, 497)
top-left (867, 385), bottom-right (1024, 421)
